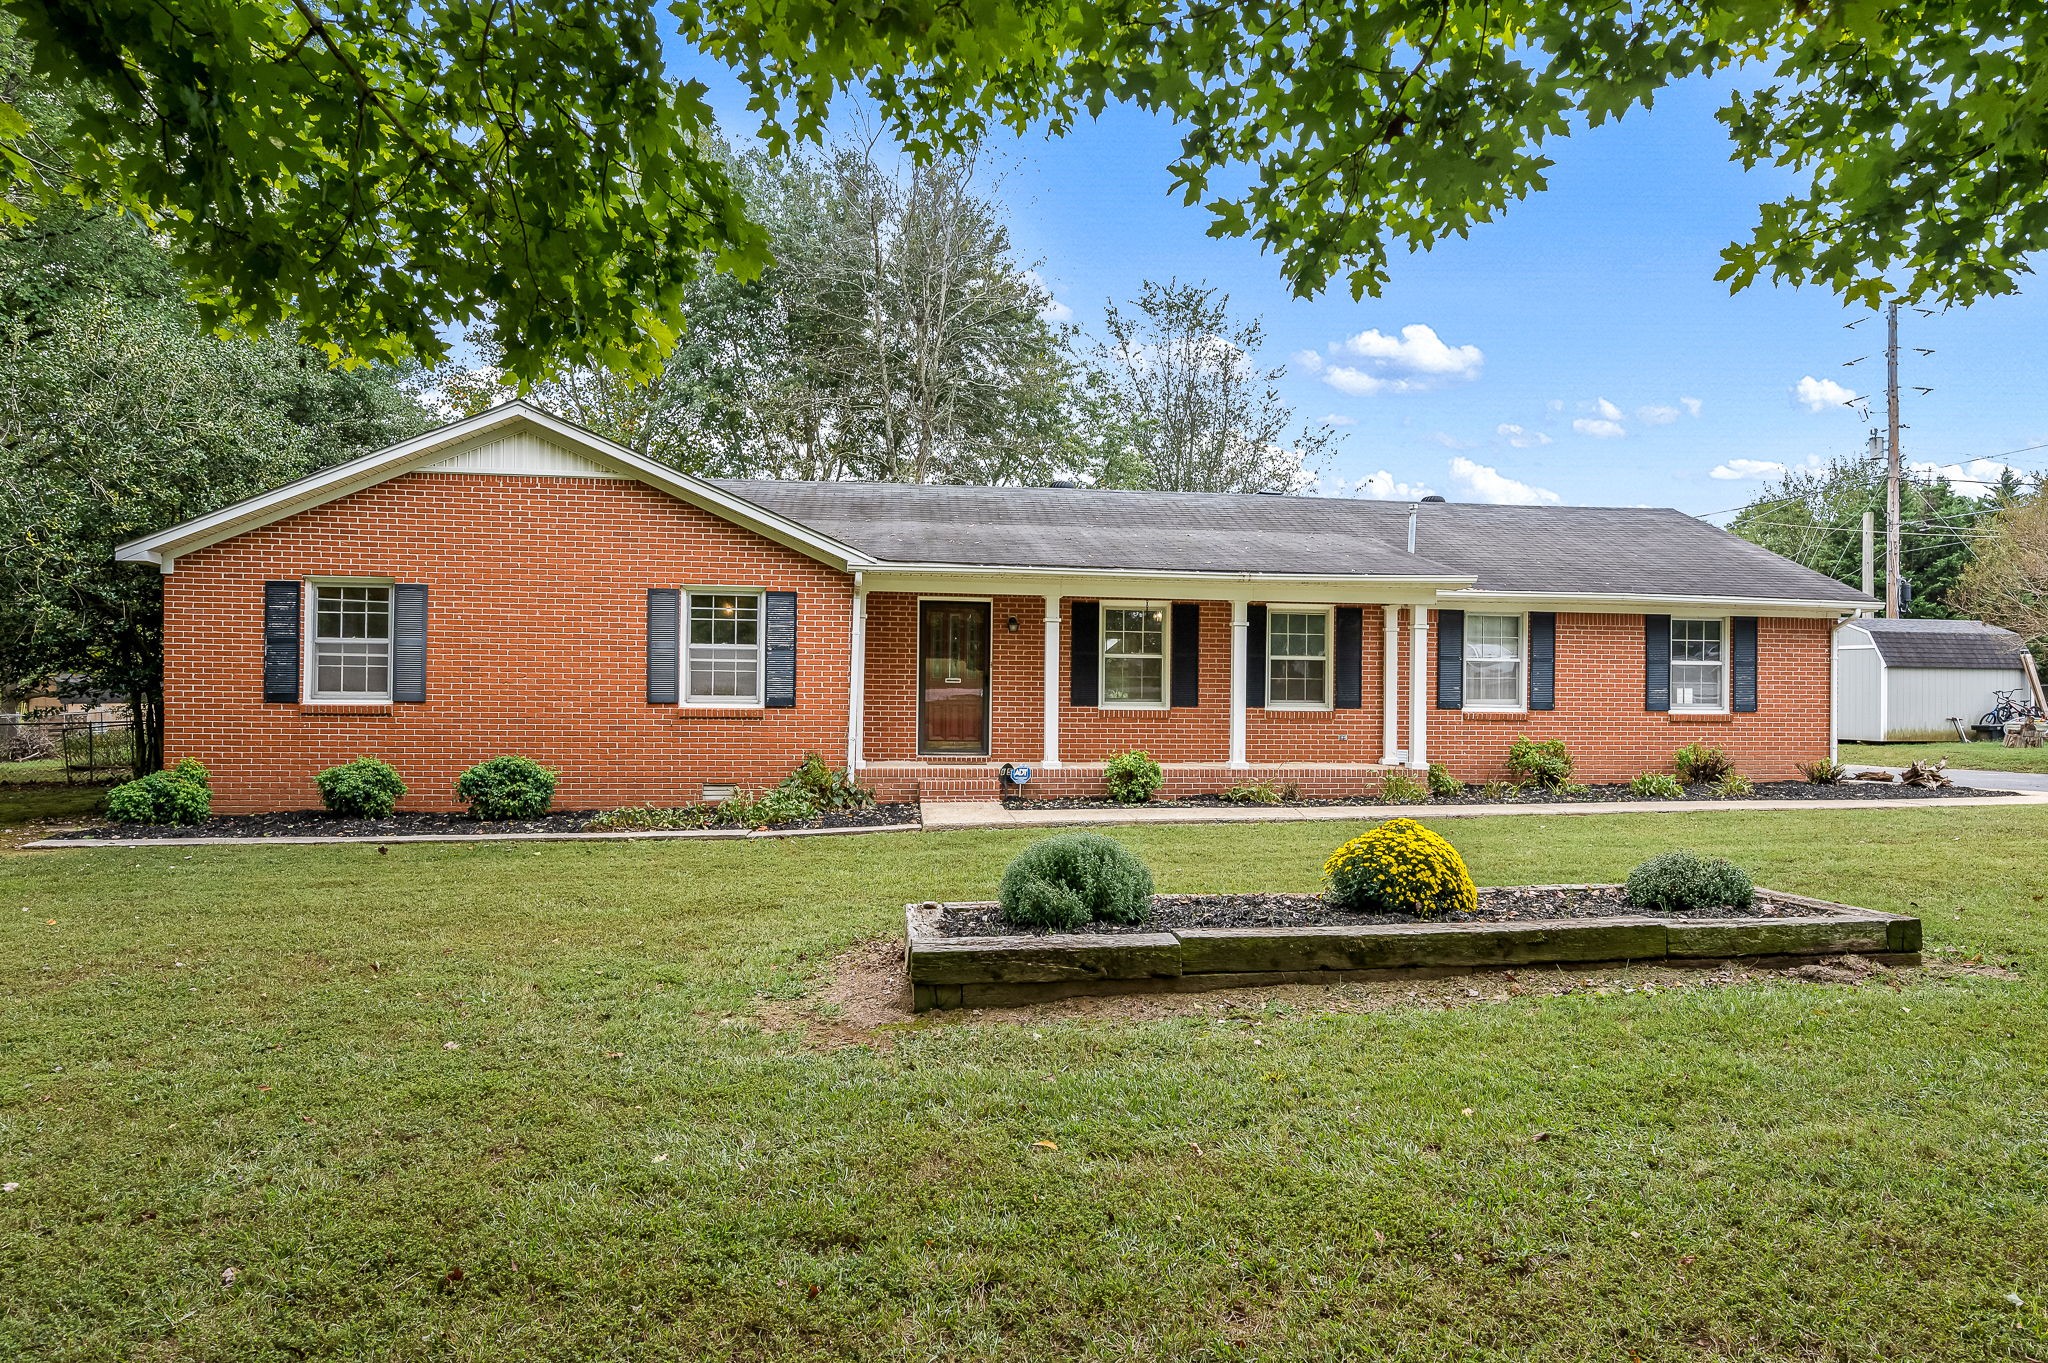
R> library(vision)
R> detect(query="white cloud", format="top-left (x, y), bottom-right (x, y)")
top-left (1333, 324), bottom-right (1484, 379)
top-left (1429, 431), bottom-right (1478, 450)
top-left (1793, 375), bottom-right (1858, 412)
top-left (1020, 270), bottom-right (1073, 323)
top-left (1546, 399), bottom-right (1565, 413)
top-left (1909, 458), bottom-right (2029, 499)
top-left (1681, 396), bottom-right (1703, 417)
top-left (1637, 404), bottom-right (1681, 425)
top-left (1320, 364), bottom-right (1429, 397)
top-left (1590, 397), bottom-right (1624, 422)
top-left (1449, 456), bottom-right (1561, 505)
top-left (1290, 349), bottom-right (1325, 374)
top-left (1710, 458), bottom-right (1787, 481)
top-left (1496, 423), bottom-right (1553, 449)
top-left (1320, 412), bottom-right (1358, 427)
top-left (1573, 418), bottom-right (1627, 439)
top-left (1348, 470), bottom-right (1433, 500)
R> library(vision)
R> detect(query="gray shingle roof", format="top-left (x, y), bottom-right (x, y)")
top-left (1845, 617), bottom-right (2030, 669)
top-left (711, 479), bottom-right (1874, 604)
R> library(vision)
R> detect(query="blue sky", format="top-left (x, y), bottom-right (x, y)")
top-left (675, 55), bottom-right (2048, 517)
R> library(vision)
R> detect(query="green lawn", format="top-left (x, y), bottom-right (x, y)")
top-left (1841, 739), bottom-right (2048, 775)
top-left (6, 810), bottom-right (2048, 1361)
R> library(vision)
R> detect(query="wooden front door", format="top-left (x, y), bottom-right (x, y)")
top-left (918, 600), bottom-right (991, 756)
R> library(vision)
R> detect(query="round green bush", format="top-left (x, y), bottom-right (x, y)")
top-left (1103, 749), bottom-right (1163, 805)
top-left (998, 833), bottom-right (1155, 931)
top-left (1322, 818), bottom-right (1477, 918)
top-left (454, 755), bottom-right (559, 821)
top-left (104, 769), bottom-right (212, 825)
top-left (169, 757), bottom-right (211, 790)
top-left (314, 756), bottom-right (409, 818)
top-left (1624, 850), bottom-right (1755, 912)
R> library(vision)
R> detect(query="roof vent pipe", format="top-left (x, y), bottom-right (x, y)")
top-left (1407, 503), bottom-right (1419, 555)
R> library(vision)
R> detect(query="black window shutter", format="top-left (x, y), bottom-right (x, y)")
top-left (392, 585), bottom-right (428, 704)
top-left (1435, 609), bottom-right (1464, 710)
top-left (1245, 604), bottom-right (1266, 708)
top-left (646, 589), bottom-right (680, 704)
top-left (764, 591), bottom-right (797, 708)
top-left (1644, 614), bottom-right (1672, 712)
top-left (1334, 606), bottom-right (1363, 709)
top-left (1070, 601), bottom-right (1100, 707)
top-left (1731, 616), bottom-right (1759, 713)
top-left (263, 581), bottom-right (301, 703)
top-left (1169, 602), bottom-right (1200, 708)
top-left (1527, 611), bottom-right (1556, 712)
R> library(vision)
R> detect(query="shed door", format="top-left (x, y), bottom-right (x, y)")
top-left (918, 601), bottom-right (990, 756)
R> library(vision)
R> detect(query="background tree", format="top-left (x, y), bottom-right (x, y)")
top-left (9, 4), bottom-right (2047, 378)
top-left (1089, 280), bottom-right (1337, 493)
top-left (1727, 456), bottom-right (1985, 617)
top-left (1954, 495), bottom-right (2048, 668)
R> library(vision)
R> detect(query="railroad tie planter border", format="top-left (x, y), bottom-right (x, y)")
top-left (905, 888), bottom-right (1922, 1012)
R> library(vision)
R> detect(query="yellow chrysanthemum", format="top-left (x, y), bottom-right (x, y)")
top-left (1322, 818), bottom-right (1477, 919)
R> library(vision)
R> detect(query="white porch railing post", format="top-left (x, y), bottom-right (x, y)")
top-left (1381, 604), bottom-right (1402, 764)
top-left (1408, 605), bottom-right (1430, 769)
top-left (847, 578), bottom-right (867, 771)
top-left (1042, 593), bottom-right (1062, 767)
top-left (1228, 597), bottom-right (1250, 768)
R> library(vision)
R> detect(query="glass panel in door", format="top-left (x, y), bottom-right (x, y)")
top-left (918, 601), bottom-right (990, 756)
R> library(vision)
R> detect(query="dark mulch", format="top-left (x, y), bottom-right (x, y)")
top-left (1002, 779), bottom-right (1996, 811)
top-left (50, 803), bottom-right (919, 841)
top-left (936, 886), bottom-right (1836, 937)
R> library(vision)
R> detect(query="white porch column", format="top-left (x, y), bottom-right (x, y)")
top-left (1381, 604), bottom-right (1402, 764)
top-left (1041, 593), bottom-right (1062, 767)
top-left (1228, 597), bottom-right (1250, 768)
top-left (1408, 605), bottom-right (1430, 768)
top-left (847, 578), bottom-right (868, 771)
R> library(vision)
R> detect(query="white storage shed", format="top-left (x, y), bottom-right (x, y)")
top-left (1835, 618), bottom-right (2036, 741)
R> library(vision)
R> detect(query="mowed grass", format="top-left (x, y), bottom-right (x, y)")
top-left (5, 809), bottom-right (2048, 1361)
top-left (1841, 739), bottom-right (2048, 775)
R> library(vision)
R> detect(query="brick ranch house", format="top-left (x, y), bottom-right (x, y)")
top-left (118, 402), bottom-right (1876, 813)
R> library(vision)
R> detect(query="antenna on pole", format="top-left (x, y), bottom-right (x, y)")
top-left (1884, 301), bottom-right (1903, 618)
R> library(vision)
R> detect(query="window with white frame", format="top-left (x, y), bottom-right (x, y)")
top-left (1101, 603), bottom-right (1167, 706)
top-left (311, 583), bottom-right (392, 700)
top-left (686, 591), bottom-right (763, 704)
top-left (1671, 618), bottom-right (1726, 710)
top-left (1266, 608), bottom-right (1331, 707)
top-left (1463, 614), bottom-right (1524, 709)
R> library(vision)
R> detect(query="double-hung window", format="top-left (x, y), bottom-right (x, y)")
top-left (686, 591), bottom-right (764, 705)
top-left (311, 584), bottom-right (391, 701)
top-left (1101, 603), bottom-right (1167, 706)
top-left (1267, 608), bottom-right (1331, 708)
top-left (1463, 614), bottom-right (1524, 710)
top-left (1671, 618), bottom-right (1726, 711)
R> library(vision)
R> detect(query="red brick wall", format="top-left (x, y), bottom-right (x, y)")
top-left (163, 473), bottom-right (854, 813)
top-left (861, 598), bottom-right (1831, 783)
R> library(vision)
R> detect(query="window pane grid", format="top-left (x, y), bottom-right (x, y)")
top-left (1462, 614), bottom-right (1523, 708)
top-left (686, 592), bottom-right (762, 703)
top-left (1267, 610), bottom-right (1330, 706)
top-left (1671, 620), bottom-right (1725, 709)
top-left (1101, 605), bottom-right (1166, 704)
top-left (311, 585), bottom-right (391, 699)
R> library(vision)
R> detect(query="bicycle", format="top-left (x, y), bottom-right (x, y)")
top-left (1978, 687), bottom-right (2047, 734)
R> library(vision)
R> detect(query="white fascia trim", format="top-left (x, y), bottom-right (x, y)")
top-left (116, 402), bottom-right (874, 573)
top-left (1435, 587), bottom-right (1872, 617)
top-left (860, 566), bottom-right (1472, 604)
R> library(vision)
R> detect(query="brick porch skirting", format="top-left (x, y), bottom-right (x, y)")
top-left (859, 761), bottom-right (1400, 804)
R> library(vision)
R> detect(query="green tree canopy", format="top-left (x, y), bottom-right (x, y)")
top-left (6, 3), bottom-right (2045, 379)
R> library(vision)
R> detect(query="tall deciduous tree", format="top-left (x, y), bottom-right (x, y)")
top-left (1954, 496), bottom-right (2048, 668)
top-left (1089, 279), bottom-right (1337, 494)
top-left (10, 4), bottom-right (2048, 377)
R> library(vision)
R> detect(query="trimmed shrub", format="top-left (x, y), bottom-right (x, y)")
top-left (1629, 771), bottom-right (1686, 799)
top-left (1673, 742), bottom-right (1735, 785)
top-left (1379, 770), bottom-right (1429, 804)
top-left (1323, 818), bottom-right (1478, 919)
top-left (1505, 736), bottom-right (1573, 789)
top-left (779, 753), bottom-right (874, 810)
top-left (104, 769), bottom-right (211, 825)
top-left (313, 756), bottom-right (408, 818)
top-left (1103, 749), bottom-right (1164, 805)
top-left (1711, 771), bottom-right (1756, 799)
top-left (1426, 763), bottom-right (1462, 798)
top-left (725, 786), bottom-right (819, 826)
top-left (1624, 850), bottom-right (1754, 912)
top-left (455, 755), bottom-right (559, 821)
top-left (1799, 758), bottom-right (1846, 786)
top-left (999, 833), bottom-right (1155, 930)
top-left (169, 757), bottom-right (211, 790)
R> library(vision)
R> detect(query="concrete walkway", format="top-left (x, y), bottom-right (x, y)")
top-left (919, 790), bottom-right (2048, 830)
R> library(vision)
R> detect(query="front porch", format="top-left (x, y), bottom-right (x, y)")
top-left (860, 760), bottom-right (1402, 805)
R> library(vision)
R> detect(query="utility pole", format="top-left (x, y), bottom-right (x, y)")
top-left (1861, 508), bottom-right (1874, 598)
top-left (1884, 301), bottom-right (1903, 617)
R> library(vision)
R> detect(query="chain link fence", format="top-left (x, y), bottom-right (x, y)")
top-left (0, 712), bottom-right (136, 784)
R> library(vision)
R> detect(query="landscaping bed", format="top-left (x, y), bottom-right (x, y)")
top-left (1003, 779), bottom-right (1998, 810)
top-left (46, 802), bottom-right (919, 841)
top-left (907, 887), bottom-right (1922, 1011)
